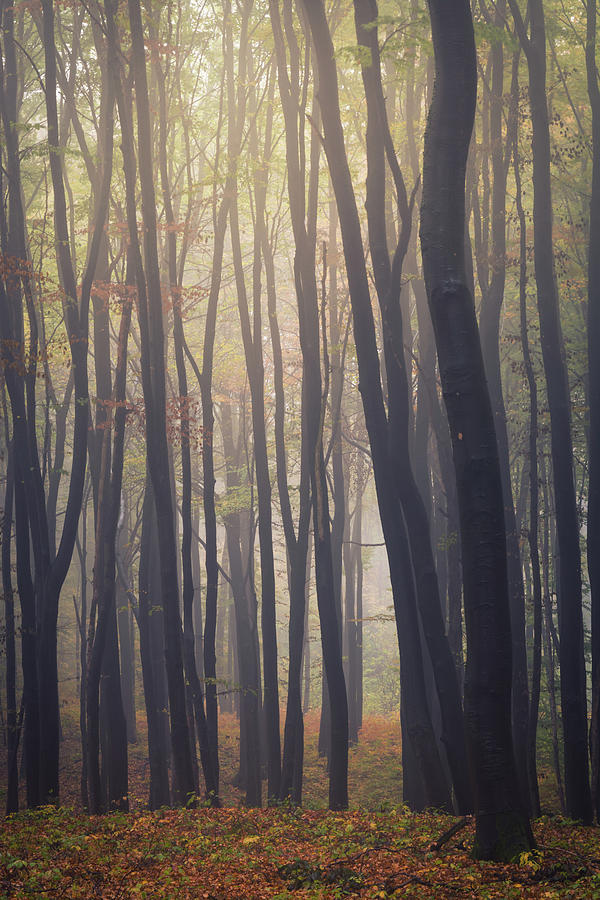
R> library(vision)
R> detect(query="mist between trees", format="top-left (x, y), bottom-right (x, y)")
top-left (0, 0), bottom-right (598, 864)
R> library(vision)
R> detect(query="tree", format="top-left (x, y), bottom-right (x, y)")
top-left (586, 0), bottom-right (600, 824)
top-left (107, 0), bottom-right (196, 805)
top-left (302, 0), bottom-right (453, 812)
top-left (508, 0), bottom-right (593, 824)
top-left (420, 0), bottom-right (534, 859)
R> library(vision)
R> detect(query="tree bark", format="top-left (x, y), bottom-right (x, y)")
top-left (420, 0), bottom-right (533, 858)
top-left (302, 0), bottom-right (451, 812)
top-left (508, 0), bottom-right (592, 824)
top-left (586, 0), bottom-right (600, 824)
top-left (270, 0), bottom-right (348, 809)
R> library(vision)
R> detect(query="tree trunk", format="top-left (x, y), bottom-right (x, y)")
top-left (477, 5), bottom-right (530, 811)
top-left (420, 0), bottom-right (533, 859)
top-left (110, 0), bottom-right (196, 804)
top-left (302, 0), bottom-right (451, 813)
top-left (508, 0), bottom-right (592, 824)
top-left (151, 26), bottom-right (218, 804)
top-left (269, 0), bottom-right (347, 809)
top-left (353, 0), bottom-right (471, 813)
top-left (2, 443), bottom-right (18, 813)
top-left (586, 0), bottom-right (600, 824)
top-left (221, 399), bottom-right (262, 807)
top-left (229, 65), bottom-right (280, 797)
top-left (138, 483), bottom-right (171, 809)
top-left (514, 121), bottom-right (542, 818)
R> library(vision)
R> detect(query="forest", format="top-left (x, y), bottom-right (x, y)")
top-left (1, 0), bottom-right (600, 895)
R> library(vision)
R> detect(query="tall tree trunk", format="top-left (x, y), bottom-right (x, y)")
top-left (477, 5), bottom-right (530, 811)
top-left (75, 488), bottom-right (90, 808)
top-left (151, 24), bottom-right (218, 804)
top-left (270, 0), bottom-right (347, 809)
top-left (540, 462), bottom-right (565, 814)
top-left (138, 483), bottom-right (171, 809)
top-left (586, 0), bottom-right (600, 824)
top-left (353, 0), bottom-right (471, 813)
top-left (420, 0), bottom-right (533, 859)
top-left (302, 0), bottom-right (452, 813)
top-left (86, 297), bottom-right (131, 815)
top-left (109, 0), bottom-right (196, 805)
top-left (229, 63), bottom-right (280, 799)
top-left (514, 121), bottom-right (542, 818)
top-left (38, 0), bottom-right (111, 802)
top-left (195, 2), bottom-right (252, 794)
top-left (221, 399), bottom-right (262, 807)
top-left (116, 512), bottom-right (136, 744)
top-left (263, 159), bottom-right (310, 804)
top-left (2, 443), bottom-right (18, 812)
top-left (508, 0), bottom-right (592, 824)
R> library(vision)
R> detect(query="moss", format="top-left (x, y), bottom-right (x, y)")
top-left (471, 810), bottom-right (535, 862)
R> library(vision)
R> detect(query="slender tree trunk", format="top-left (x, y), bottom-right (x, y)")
top-left (116, 512), bottom-right (136, 744)
top-left (540, 462), bottom-right (565, 814)
top-left (344, 499), bottom-right (359, 745)
top-left (108, 0), bottom-right (195, 804)
top-left (195, 3), bottom-right (251, 793)
top-left (302, 0), bottom-right (451, 813)
top-left (263, 169), bottom-right (310, 804)
top-left (229, 66), bottom-right (280, 798)
top-left (420, 0), bottom-right (533, 858)
top-left (514, 124), bottom-right (542, 818)
top-left (477, 5), bottom-right (530, 811)
top-left (353, 0), bottom-right (471, 813)
top-left (75, 490), bottom-right (90, 808)
top-left (2, 443), bottom-right (18, 813)
top-left (86, 298), bottom-right (131, 815)
top-left (586, 0), bottom-right (600, 824)
top-left (138, 483), bottom-right (171, 809)
top-left (151, 27), bottom-right (217, 804)
top-left (221, 399), bottom-right (262, 807)
top-left (508, 0), bottom-right (592, 824)
top-left (270, 0), bottom-right (347, 808)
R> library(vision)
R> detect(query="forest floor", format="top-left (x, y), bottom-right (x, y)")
top-left (1, 710), bottom-right (599, 898)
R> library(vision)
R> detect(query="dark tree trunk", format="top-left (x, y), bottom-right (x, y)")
top-left (303, 548), bottom-right (311, 717)
top-left (2, 443), bottom-right (18, 813)
top-left (0, 0), bottom-right (105, 805)
top-left (353, 0), bottom-right (471, 813)
top-left (195, 3), bottom-right (251, 793)
top-left (514, 124), bottom-right (542, 818)
top-left (13, 470), bottom-right (39, 808)
top-left (270, 0), bottom-right (347, 809)
top-left (151, 28), bottom-right (218, 804)
top-left (355, 499), bottom-right (363, 732)
top-left (75, 490), bottom-right (90, 808)
top-left (320, 198), bottom-right (346, 759)
top-left (220, 399), bottom-right (262, 807)
top-left (586, 0), bottom-right (600, 824)
top-left (420, 0), bottom-right (533, 859)
top-left (343, 496), bottom-right (359, 745)
top-left (138, 484), bottom-right (171, 810)
top-left (302, 0), bottom-right (451, 813)
top-left (477, 5), bottom-right (530, 811)
top-left (540, 464), bottom-right (565, 814)
top-left (38, 0), bottom-right (112, 803)
top-left (508, 0), bottom-right (592, 824)
top-left (264, 160), bottom-right (311, 805)
top-left (116, 513), bottom-right (136, 744)
top-left (86, 297), bottom-right (131, 815)
top-left (108, 0), bottom-right (196, 805)
top-left (229, 65), bottom-right (280, 798)
top-left (0, 44), bottom-right (42, 807)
